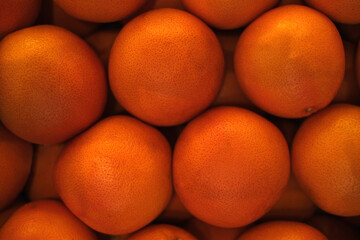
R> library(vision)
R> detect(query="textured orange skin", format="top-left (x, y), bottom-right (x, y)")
top-left (0, 197), bottom-right (26, 227)
top-left (0, 0), bottom-right (41, 38)
top-left (0, 200), bottom-right (97, 239)
top-left (0, 124), bottom-right (32, 211)
top-left (237, 221), bottom-right (327, 240)
top-left (181, 0), bottom-right (278, 29)
top-left (307, 215), bottom-right (360, 240)
top-left (185, 218), bottom-right (248, 240)
top-left (0, 25), bottom-right (107, 145)
top-left (54, 0), bottom-right (147, 22)
top-left (333, 41), bottom-right (360, 105)
top-left (109, 9), bottom-right (224, 126)
top-left (292, 104), bottom-right (360, 216)
top-left (234, 5), bottom-right (345, 118)
top-left (157, 192), bottom-right (192, 223)
top-left (305, 0), bottom-right (360, 24)
top-left (173, 106), bottom-right (290, 228)
top-left (26, 144), bottom-right (63, 201)
top-left (54, 116), bottom-right (172, 235)
top-left (128, 224), bottom-right (196, 240)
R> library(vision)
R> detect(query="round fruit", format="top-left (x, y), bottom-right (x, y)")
top-left (173, 106), bottom-right (290, 228)
top-left (0, 200), bottom-right (97, 240)
top-left (54, 0), bottom-right (147, 22)
top-left (304, 0), bottom-right (360, 24)
top-left (0, 123), bottom-right (32, 211)
top-left (54, 116), bottom-right (172, 235)
top-left (0, 25), bottom-right (107, 144)
top-left (0, 0), bottom-right (41, 38)
top-left (292, 104), bottom-right (360, 216)
top-left (181, 0), bottom-right (278, 29)
top-left (234, 5), bottom-right (345, 118)
top-left (237, 221), bottom-right (327, 240)
top-left (128, 224), bottom-right (196, 240)
top-left (109, 8), bottom-right (224, 126)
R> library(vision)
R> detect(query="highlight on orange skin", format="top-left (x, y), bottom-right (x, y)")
top-left (0, 0), bottom-right (41, 39)
top-left (184, 218), bottom-right (249, 240)
top-left (333, 41), bottom-right (360, 105)
top-left (127, 224), bottom-right (197, 240)
top-left (304, 0), bottom-right (360, 24)
top-left (0, 25), bottom-right (107, 145)
top-left (0, 200), bottom-right (97, 240)
top-left (0, 123), bottom-right (33, 211)
top-left (181, 0), bottom-right (279, 29)
top-left (0, 197), bottom-right (26, 227)
top-left (54, 0), bottom-right (148, 23)
top-left (234, 5), bottom-right (345, 118)
top-left (25, 144), bottom-right (63, 201)
top-left (109, 8), bottom-right (224, 126)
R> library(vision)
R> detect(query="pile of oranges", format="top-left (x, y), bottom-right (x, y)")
top-left (0, 0), bottom-right (359, 239)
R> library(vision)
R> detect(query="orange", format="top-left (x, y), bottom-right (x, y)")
top-left (0, 200), bottom-right (97, 239)
top-left (0, 197), bottom-right (26, 227)
top-left (181, 0), bottom-right (278, 29)
top-left (0, 123), bottom-right (32, 211)
top-left (109, 8), bottom-right (224, 126)
top-left (0, 0), bottom-right (41, 38)
top-left (333, 41), bottom-right (360, 105)
top-left (292, 104), bottom-right (360, 216)
top-left (237, 221), bottom-right (327, 240)
top-left (234, 5), bottom-right (345, 118)
top-left (25, 144), bottom-right (63, 201)
top-left (173, 106), bottom-right (290, 228)
top-left (157, 192), bottom-right (192, 223)
top-left (54, 116), bottom-right (172, 235)
top-left (0, 25), bottom-right (107, 144)
top-left (128, 224), bottom-right (196, 240)
top-left (185, 218), bottom-right (248, 240)
top-left (304, 0), bottom-right (360, 24)
top-left (307, 214), bottom-right (360, 240)
top-left (212, 29), bottom-right (255, 109)
top-left (54, 0), bottom-right (147, 22)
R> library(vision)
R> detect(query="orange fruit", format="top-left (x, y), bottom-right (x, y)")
top-left (0, 0), bottom-right (41, 38)
top-left (304, 0), bottom-right (360, 24)
top-left (109, 8), bottom-right (224, 126)
top-left (212, 29), bottom-right (255, 108)
top-left (292, 104), bottom-right (360, 216)
top-left (173, 106), bottom-right (290, 228)
top-left (54, 0), bottom-right (147, 22)
top-left (0, 200), bottom-right (97, 239)
top-left (181, 0), bottom-right (278, 29)
top-left (333, 41), bottom-right (360, 105)
top-left (54, 116), bottom-right (172, 235)
top-left (234, 5), bottom-right (345, 118)
top-left (0, 197), bottom-right (26, 227)
top-left (157, 192), bottom-right (192, 223)
top-left (237, 221), bottom-right (327, 240)
top-left (185, 218), bottom-right (248, 240)
top-left (128, 224), bottom-right (196, 240)
top-left (307, 214), bottom-right (360, 240)
top-left (0, 25), bottom-right (107, 144)
top-left (0, 123), bottom-right (32, 211)
top-left (25, 144), bottom-right (63, 201)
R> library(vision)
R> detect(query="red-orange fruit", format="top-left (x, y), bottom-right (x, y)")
top-left (292, 104), bottom-right (360, 216)
top-left (237, 221), bottom-right (327, 240)
top-left (109, 8), bottom-right (224, 126)
top-left (173, 106), bottom-right (290, 228)
top-left (333, 41), bottom-right (360, 104)
top-left (0, 25), bottom-right (107, 144)
top-left (0, 200), bottom-right (97, 239)
top-left (54, 0), bottom-right (148, 22)
top-left (0, 123), bottom-right (32, 211)
top-left (0, 197), bottom-right (26, 227)
top-left (181, 0), bottom-right (278, 29)
top-left (54, 116), bottom-right (172, 235)
top-left (25, 144), bottom-right (63, 201)
top-left (128, 224), bottom-right (197, 240)
top-left (234, 5), bottom-right (345, 118)
top-left (0, 0), bottom-right (41, 38)
top-left (304, 0), bottom-right (360, 24)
